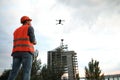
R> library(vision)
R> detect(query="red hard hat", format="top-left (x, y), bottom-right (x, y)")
top-left (21, 16), bottom-right (32, 23)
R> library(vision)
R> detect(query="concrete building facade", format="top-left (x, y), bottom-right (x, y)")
top-left (47, 39), bottom-right (79, 80)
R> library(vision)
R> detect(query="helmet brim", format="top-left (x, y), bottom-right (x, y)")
top-left (27, 19), bottom-right (32, 21)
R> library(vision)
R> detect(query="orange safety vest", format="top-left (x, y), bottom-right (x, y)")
top-left (12, 25), bottom-right (34, 53)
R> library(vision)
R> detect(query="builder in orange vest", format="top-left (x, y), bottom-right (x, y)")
top-left (8, 16), bottom-right (36, 80)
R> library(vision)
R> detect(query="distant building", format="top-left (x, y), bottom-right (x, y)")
top-left (104, 74), bottom-right (120, 80)
top-left (47, 39), bottom-right (79, 80)
top-left (80, 74), bottom-right (120, 80)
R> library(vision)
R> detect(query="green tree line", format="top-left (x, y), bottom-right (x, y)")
top-left (0, 58), bottom-right (63, 80)
top-left (0, 58), bottom-right (104, 80)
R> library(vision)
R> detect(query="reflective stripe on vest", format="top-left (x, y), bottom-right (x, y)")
top-left (13, 44), bottom-right (34, 48)
top-left (14, 38), bottom-right (29, 42)
top-left (13, 38), bottom-right (33, 48)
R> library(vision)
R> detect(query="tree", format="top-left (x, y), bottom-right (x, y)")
top-left (85, 58), bottom-right (104, 80)
top-left (0, 69), bottom-right (11, 80)
top-left (39, 64), bottom-right (64, 80)
top-left (40, 65), bottom-right (53, 80)
top-left (31, 59), bottom-right (41, 80)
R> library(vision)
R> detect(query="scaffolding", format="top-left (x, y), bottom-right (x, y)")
top-left (47, 39), bottom-right (79, 80)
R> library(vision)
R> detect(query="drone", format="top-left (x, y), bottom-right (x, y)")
top-left (56, 19), bottom-right (65, 25)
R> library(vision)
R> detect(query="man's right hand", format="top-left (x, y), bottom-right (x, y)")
top-left (33, 41), bottom-right (37, 45)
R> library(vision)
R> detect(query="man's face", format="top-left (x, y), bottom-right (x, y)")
top-left (26, 20), bottom-right (31, 26)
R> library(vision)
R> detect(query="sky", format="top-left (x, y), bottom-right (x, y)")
top-left (0, 0), bottom-right (120, 77)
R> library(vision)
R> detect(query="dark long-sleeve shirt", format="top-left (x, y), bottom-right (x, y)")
top-left (12, 26), bottom-right (36, 57)
top-left (28, 26), bottom-right (36, 43)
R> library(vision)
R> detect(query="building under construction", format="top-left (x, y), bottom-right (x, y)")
top-left (47, 39), bottom-right (79, 80)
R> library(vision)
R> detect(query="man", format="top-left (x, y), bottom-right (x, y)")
top-left (8, 16), bottom-right (37, 80)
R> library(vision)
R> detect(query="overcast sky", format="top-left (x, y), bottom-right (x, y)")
top-left (0, 0), bottom-right (120, 77)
